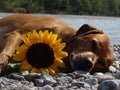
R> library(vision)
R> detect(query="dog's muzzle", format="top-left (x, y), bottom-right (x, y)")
top-left (69, 53), bottom-right (93, 72)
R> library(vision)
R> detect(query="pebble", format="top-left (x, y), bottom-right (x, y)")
top-left (34, 79), bottom-right (44, 87)
top-left (98, 80), bottom-right (120, 90)
top-left (20, 70), bottom-right (29, 75)
top-left (113, 71), bottom-right (120, 79)
top-left (85, 78), bottom-right (98, 85)
top-left (24, 73), bottom-right (40, 81)
top-left (40, 72), bottom-right (56, 85)
top-left (108, 66), bottom-right (117, 73)
top-left (41, 85), bottom-right (54, 90)
top-left (71, 81), bottom-right (91, 88)
top-left (8, 73), bottom-right (25, 80)
top-left (0, 44), bottom-right (120, 90)
top-left (94, 73), bottom-right (115, 83)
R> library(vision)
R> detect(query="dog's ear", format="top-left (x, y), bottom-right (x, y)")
top-left (75, 24), bottom-right (100, 36)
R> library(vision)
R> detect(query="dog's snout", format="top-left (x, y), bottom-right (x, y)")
top-left (70, 53), bottom-right (93, 71)
top-left (81, 57), bottom-right (93, 69)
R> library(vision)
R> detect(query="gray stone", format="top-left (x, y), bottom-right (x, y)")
top-left (20, 80), bottom-right (34, 86)
top-left (94, 73), bottom-right (114, 83)
top-left (53, 82), bottom-right (62, 87)
top-left (97, 80), bottom-right (120, 90)
top-left (0, 77), bottom-right (9, 82)
top-left (8, 73), bottom-right (25, 81)
top-left (73, 70), bottom-right (90, 79)
top-left (71, 81), bottom-right (90, 88)
top-left (54, 86), bottom-right (66, 90)
top-left (108, 66), bottom-right (117, 73)
top-left (55, 76), bottom-right (72, 85)
top-left (85, 78), bottom-right (98, 85)
top-left (3, 79), bottom-right (22, 88)
top-left (12, 86), bottom-right (36, 90)
top-left (34, 79), bottom-right (44, 87)
top-left (0, 77), bottom-right (9, 88)
top-left (113, 61), bottom-right (120, 69)
top-left (67, 86), bottom-right (78, 90)
top-left (55, 73), bottom-right (67, 77)
top-left (0, 87), bottom-right (11, 90)
top-left (41, 85), bottom-right (54, 90)
top-left (67, 73), bottom-right (76, 79)
top-left (24, 73), bottom-right (40, 81)
top-left (20, 70), bottom-right (29, 76)
top-left (40, 72), bottom-right (56, 85)
top-left (20, 80), bottom-right (34, 88)
top-left (113, 71), bottom-right (120, 79)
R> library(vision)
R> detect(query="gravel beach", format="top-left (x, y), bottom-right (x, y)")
top-left (0, 44), bottom-right (120, 90)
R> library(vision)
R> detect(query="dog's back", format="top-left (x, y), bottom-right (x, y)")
top-left (0, 14), bottom-right (77, 42)
top-left (0, 14), bottom-right (39, 34)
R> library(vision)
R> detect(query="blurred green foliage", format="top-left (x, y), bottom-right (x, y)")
top-left (0, 0), bottom-right (120, 16)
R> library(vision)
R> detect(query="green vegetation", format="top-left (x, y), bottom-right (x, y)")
top-left (0, 0), bottom-right (120, 16)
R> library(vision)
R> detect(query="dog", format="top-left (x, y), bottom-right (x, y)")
top-left (0, 14), bottom-right (115, 73)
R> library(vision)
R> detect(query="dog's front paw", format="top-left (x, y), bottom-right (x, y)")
top-left (0, 53), bottom-right (9, 72)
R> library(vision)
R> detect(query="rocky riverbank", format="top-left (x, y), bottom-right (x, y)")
top-left (0, 44), bottom-right (120, 90)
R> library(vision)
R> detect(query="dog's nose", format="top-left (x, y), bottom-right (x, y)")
top-left (70, 53), bottom-right (93, 71)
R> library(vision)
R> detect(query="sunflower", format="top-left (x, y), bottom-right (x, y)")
top-left (13, 30), bottom-right (68, 76)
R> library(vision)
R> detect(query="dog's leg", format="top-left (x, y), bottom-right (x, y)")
top-left (0, 31), bottom-right (22, 71)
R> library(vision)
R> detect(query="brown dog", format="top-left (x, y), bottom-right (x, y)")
top-left (0, 14), bottom-right (114, 73)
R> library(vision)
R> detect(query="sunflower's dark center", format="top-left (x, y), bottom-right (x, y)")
top-left (26, 43), bottom-right (54, 68)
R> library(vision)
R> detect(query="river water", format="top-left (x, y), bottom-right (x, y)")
top-left (0, 13), bottom-right (120, 44)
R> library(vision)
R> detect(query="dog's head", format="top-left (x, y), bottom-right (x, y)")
top-left (66, 24), bottom-right (115, 73)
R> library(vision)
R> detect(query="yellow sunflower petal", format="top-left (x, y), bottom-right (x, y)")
top-left (20, 60), bottom-right (32, 71)
top-left (49, 68), bottom-right (56, 76)
top-left (28, 31), bottom-right (40, 44)
top-left (49, 34), bottom-right (58, 44)
top-left (27, 31), bottom-right (32, 38)
top-left (55, 51), bottom-right (68, 59)
top-left (44, 32), bottom-right (53, 44)
top-left (52, 43), bottom-right (66, 51)
top-left (38, 30), bottom-right (43, 42)
top-left (33, 30), bottom-right (38, 37)
top-left (22, 35), bottom-right (31, 45)
top-left (38, 68), bottom-right (49, 74)
top-left (30, 67), bottom-right (38, 73)
top-left (42, 30), bottom-right (49, 41)
top-left (13, 45), bottom-right (28, 61)
top-left (50, 64), bottom-right (59, 73)
top-left (54, 59), bottom-right (65, 68)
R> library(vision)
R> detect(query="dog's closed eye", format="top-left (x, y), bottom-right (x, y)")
top-left (91, 39), bottom-right (97, 52)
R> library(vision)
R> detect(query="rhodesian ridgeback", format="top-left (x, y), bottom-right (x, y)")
top-left (0, 14), bottom-right (114, 73)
